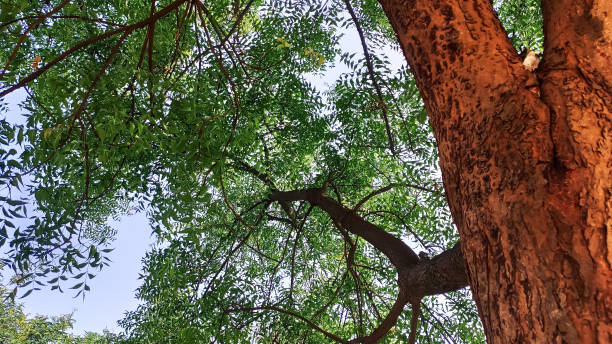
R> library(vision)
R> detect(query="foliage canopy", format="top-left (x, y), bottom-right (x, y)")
top-left (0, 0), bottom-right (542, 342)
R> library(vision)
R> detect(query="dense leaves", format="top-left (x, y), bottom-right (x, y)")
top-left (1, 0), bottom-right (542, 342)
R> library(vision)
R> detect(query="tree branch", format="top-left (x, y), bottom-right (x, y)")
top-left (270, 188), bottom-right (468, 299)
top-left (352, 182), bottom-right (439, 212)
top-left (227, 305), bottom-right (348, 343)
top-left (0, 0), bottom-right (187, 97)
top-left (344, 0), bottom-right (396, 155)
top-left (398, 242), bottom-right (468, 297)
top-left (408, 301), bottom-right (422, 344)
top-left (270, 188), bottom-right (420, 268)
top-left (348, 290), bottom-right (409, 343)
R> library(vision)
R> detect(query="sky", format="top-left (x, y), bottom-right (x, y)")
top-left (2, 89), bottom-right (155, 335)
top-left (0, 27), bottom-right (406, 336)
top-left (19, 213), bottom-right (154, 335)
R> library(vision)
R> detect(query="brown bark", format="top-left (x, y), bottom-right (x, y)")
top-left (378, 0), bottom-right (612, 342)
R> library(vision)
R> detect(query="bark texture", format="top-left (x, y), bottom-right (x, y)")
top-left (379, 0), bottom-right (612, 342)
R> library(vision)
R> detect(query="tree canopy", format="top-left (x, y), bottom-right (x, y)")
top-left (1, 0), bottom-right (544, 342)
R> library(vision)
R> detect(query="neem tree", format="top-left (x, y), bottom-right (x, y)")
top-left (1, 0), bottom-right (610, 343)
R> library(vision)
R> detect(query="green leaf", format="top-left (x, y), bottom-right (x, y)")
top-left (19, 289), bottom-right (33, 298)
top-left (69, 282), bottom-right (83, 290)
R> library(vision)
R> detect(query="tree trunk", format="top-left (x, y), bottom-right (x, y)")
top-left (378, 0), bottom-right (612, 342)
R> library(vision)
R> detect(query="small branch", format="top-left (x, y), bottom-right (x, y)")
top-left (88, 157), bottom-right (126, 202)
top-left (218, 166), bottom-right (256, 229)
top-left (343, 0), bottom-right (395, 155)
top-left (229, 157), bottom-right (298, 224)
top-left (0, 0), bottom-right (187, 97)
top-left (348, 290), bottom-right (409, 343)
top-left (354, 182), bottom-right (440, 212)
top-left (0, 0), bottom-right (71, 79)
top-left (227, 305), bottom-right (348, 343)
top-left (289, 204), bottom-right (313, 301)
top-left (221, 0), bottom-right (257, 45)
top-left (312, 270), bottom-right (349, 320)
top-left (353, 184), bottom-right (397, 212)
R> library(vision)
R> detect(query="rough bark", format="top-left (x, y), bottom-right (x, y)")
top-left (378, 0), bottom-right (612, 342)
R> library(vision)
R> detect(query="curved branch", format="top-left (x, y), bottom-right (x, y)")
top-left (348, 289), bottom-right (409, 343)
top-left (408, 301), bottom-right (422, 344)
top-left (352, 184), bottom-right (397, 212)
top-left (352, 182), bottom-right (439, 212)
top-left (270, 188), bottom-right (419, 268)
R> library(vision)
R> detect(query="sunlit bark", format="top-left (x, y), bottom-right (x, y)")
top-left (379, 0), bottom-right (612, 342)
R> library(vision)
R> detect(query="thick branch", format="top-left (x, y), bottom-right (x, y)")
top-left (270, 188), bottom-right (419, 267)
top-left (271, 188), bottom-right (468, 297)
top-left (398, 242), bottom-right (468, 298)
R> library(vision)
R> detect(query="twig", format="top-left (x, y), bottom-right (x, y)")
top-left (342, 0), bottom-right (395, 155)
top-left (227, 305), bottom-right (348, 343)
top-left (0, 0), bottom-right (72, 79)
top-left (0, 0), bottom-right (187, 97)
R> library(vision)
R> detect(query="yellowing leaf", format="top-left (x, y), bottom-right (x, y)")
top-left (317, 55), bottom-right (325, 66)
top-left (42, 128), bottom-right (52, 140)
top-left (275, 37), bottom-right (291, 49)
top-left (32, 56), bottom-right (41, 69)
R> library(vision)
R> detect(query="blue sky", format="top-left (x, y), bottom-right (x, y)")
top-left (20, 213), bottom-right (154, 335)
top-left (2, 90), bottom-right (155, 335)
